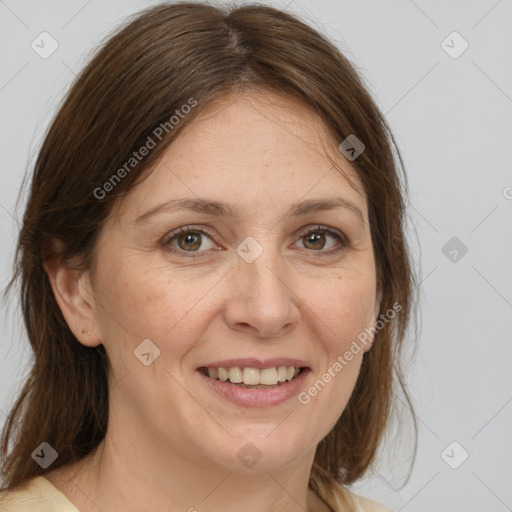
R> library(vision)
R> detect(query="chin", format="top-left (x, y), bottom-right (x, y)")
top-left (201, 429), bottom-right (314, 472)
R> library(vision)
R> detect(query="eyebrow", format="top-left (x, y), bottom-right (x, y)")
top-left (133, 196), bottom-right (365, 224)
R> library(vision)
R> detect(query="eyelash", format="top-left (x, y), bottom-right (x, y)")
top-left (161, 225), bottom-right (349, 259)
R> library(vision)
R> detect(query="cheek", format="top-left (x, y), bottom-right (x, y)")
top-left (296, 278), bottom-right (375, 436)
top-left (93, 257), bottom-right (217, 356)
top-left (308, 274), bottom-right (377, 353)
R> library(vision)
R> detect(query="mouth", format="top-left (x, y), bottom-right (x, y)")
top-left (197, 365), bottom-right (307, 390)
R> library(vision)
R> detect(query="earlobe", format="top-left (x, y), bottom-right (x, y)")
top-left (43, 253), bottom-right (101, 348)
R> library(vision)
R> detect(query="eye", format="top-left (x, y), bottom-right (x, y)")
top-left (162, 226), bottom-right (218, 258)
top-left (294, 226), bottom-right (348, 255)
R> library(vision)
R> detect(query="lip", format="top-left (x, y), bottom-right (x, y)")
top-left (196, 367), bottom-right (311, 408)
top-left (196, 357), bottom-right (309, 370)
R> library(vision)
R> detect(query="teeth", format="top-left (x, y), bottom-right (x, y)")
top-left (243, 367), bottom-right (261, 385)
top-left (204, 365), bottom-right (302, 385)
top-left (260, 367), bottom-right (278, 385)
top-left (218, 367), bottom-right (229, 381)
top-left (228, 367), bottom-right (243, 383)
top-left (208, 367), bottom-right (219, 379)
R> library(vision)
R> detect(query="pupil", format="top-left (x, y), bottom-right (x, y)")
top-left (179, 233), bottom-right (200, 251)
top-left (306, 233), bottom-right (324, 249)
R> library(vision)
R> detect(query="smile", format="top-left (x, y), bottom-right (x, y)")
top-left (196, 364), bottom-right (311, 408)
top-left (199, 365), bottom-right (304, 388)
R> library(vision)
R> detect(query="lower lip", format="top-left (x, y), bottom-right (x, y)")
top-left (196, 369), bottom-right (311, 408)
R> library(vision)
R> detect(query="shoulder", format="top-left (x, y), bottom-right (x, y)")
top-left (0, 476), bottom-right (79, 511)
top-left (349, 491), bottom-right (393, 512)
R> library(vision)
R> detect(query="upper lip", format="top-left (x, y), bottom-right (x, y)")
top-left (197, 358), bottom-right (310, 370)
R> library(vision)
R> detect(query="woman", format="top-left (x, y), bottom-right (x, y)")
top-left (0, 2), bottom-right (417, 511)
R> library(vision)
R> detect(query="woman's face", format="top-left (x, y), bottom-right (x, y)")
top-left (85, 91), bottom-right (380, 471)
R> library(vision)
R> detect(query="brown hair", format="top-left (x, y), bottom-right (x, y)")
top-left (1, 2), bottom-right (418, 509)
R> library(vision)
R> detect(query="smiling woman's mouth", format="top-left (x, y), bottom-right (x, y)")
top-left (198, 366), bottom-right (306, 390)
top-left (196, 365), bottom-right (311, 407)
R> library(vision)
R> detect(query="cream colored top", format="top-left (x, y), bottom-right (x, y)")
top-left (0, 476), bottom-right (392, 511)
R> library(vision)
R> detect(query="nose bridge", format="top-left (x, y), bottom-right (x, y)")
top-left (225, 236), bottom-right (299, 336)
top-left (246, 245), bottom-right (287, 299)
top-left (241, 239), bottom-right (290, 307)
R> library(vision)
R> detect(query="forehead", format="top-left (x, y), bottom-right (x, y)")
top-left (117, 91), bottom-right (367, 223)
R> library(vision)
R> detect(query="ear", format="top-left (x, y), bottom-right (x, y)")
top-left (362, 288), bottom-right (383, 354)
top-left (374, 287), bottom-right (383, 320)
top-left (43, 243), bottom-right (102, 348)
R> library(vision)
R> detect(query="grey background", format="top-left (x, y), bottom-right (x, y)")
top-left (1, 1), bottom-right (511, 510)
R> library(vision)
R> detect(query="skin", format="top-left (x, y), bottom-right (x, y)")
top-left (44, 90), bottom-right (381, 512)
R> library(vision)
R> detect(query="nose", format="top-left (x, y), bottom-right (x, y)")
top-left (223, 245), bottom-right (300, 338)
